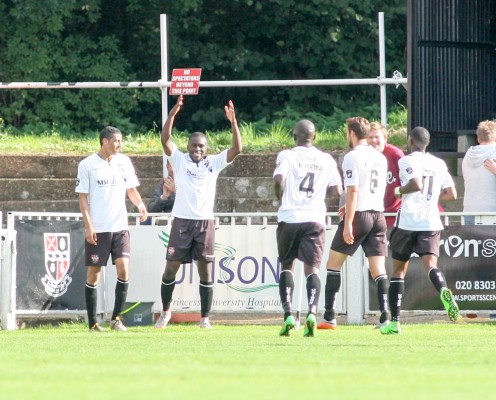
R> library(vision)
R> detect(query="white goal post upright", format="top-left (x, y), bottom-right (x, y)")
top-left (160, 14), bottom-right (169, 177)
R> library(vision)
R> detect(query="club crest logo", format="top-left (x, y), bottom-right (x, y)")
top-left (41, 233), bottom-right (72, 297)
top-left (346, 170), bottom-right (352, 179)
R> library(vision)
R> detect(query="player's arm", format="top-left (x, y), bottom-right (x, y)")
top-left (343, 185), bottom-right (358, 244)
top-left (273, 174), bottom-right (285, 202)
top-left (394, 177), bottom-right (422, 197)
top-left (161, 95), bottom-right (184, 157)
top-left (127, 187), bottom-right (148, 222)
top-left (78, 193), bottom-right (97, 245)
top-left (439, 185), bottom-right (457, 202)
top-left (327, 184), bottom-right (343, 198)
top-left (224, 100), bottom-right (242, 163)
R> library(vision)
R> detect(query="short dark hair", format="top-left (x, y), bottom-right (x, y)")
top-left (409, 126), bottom-right (430, 148)
top-left (293, 119), bottom-right (316, 141)
top-left (100, 126), bottom-right (122, 146)
top-left (188, 131), bottom-right (208, 143)
top-left (346, 117), bottom-right (370, 140)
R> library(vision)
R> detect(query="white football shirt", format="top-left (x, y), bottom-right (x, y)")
top-left (396, 152), bottom-right (454, 231)
top-left (274, 146), bottom-right (342, 227)
top-left (168, 142), bottom-right (231, 220)
top-left (75, 153), bottom-right (140, 232)
top-left (342, 144), bottom-right (387, 211)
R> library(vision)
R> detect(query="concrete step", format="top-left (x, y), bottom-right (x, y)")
top-left (0, 177), bottom-right (277, 202)
top-left (0, 154), bottom-right (281, 179)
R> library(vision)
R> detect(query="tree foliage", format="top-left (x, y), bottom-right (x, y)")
top-left (0, 0), bottom-right (406, 134)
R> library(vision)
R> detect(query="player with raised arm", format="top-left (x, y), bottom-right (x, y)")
top-left (274, 119), bottom-right (342, 337)
top-left (380, 127), bottom-right (459, 335)
top-left (155, 95), bottom-right (242, 330)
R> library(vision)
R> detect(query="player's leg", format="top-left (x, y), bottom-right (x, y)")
top-left (278, 266), bottom-right (296, 336)
top-left (318, 249), bottom-right (347, 329)
top-left (368, 256), bottom-right (389, 327)
top-left (380, 258), bottom-right (408, 335)
top-left (362, 212), bottom-right (389, 328)
top-left (303, 267), bottom-right (320, 337)
top-left (417, 231), bottom-right (459, 322)
top-left (197, 259), bottom-right (214, 329)
top-left (422, 255), bottom-right (459, 322)
top-left (110, 231), bottom-right (131, 331)
top-left (276, 222), bottom-right (297, 336)
top-left (380, 228), bottom-right (411, 335)
top-left (84, 232), bottom-right (111, 332)
top-left (300, 223), bottom-right (324, 337)
top-left (195, 220), bottom-right (216, 329)
top-left (85, 266), bottom-right (103, 331)
top-left (156, 260), bottom-right (182, 329)
top-left (156, 218), bottom-right (194, 329)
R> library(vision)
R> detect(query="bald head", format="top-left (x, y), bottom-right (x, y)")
top-left (408, 126), bottom-right (430, 152)
top-left (293, 119), bottom-right (316, 145)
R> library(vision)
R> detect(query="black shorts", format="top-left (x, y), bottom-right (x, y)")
top-left (389, 228), bottom-right (441, 261)
top-left (85, 230), bottom-right (130, 267)
top-left (166, 218), bottom-right (215, 263)
top-left (276, 222), bottom-right (325, 268)
top-left (331, 211), bottom-right (387, 257)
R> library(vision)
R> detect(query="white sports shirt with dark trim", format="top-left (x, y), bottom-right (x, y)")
top-left (168, 142), bottom-right (231, 220)
top-left (274, 146), bottom-right (342, 227)
top-left (342, 144), bottom-right (387, 211)
top-left (75, 153), bottom-right (140, 233)
top-left (396, 151), bottom-right (454, 231)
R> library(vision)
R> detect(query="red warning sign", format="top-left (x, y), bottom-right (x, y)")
top-left (169, 68), bottom-right (202, 95)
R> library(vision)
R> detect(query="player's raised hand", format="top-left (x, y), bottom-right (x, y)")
top-left (169, 95), bottom-right (184, 118)
top-left (224, 100), bottom-right (236, 123)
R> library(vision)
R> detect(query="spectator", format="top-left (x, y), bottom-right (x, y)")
top-left (144, 161), bottom-right (175, 224)
top-left (462, 120), bottom-right (496, 224)
top-left (367, 122), bottom-right (404, 227)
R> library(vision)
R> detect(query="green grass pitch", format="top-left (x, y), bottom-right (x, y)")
top-left (1, 321), bottom-right (495, 400)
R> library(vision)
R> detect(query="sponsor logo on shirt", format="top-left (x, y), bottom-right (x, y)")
top-left (186, 168), bottom-right (209, 178)
top-left (97, 178), bottom-right (117, 186)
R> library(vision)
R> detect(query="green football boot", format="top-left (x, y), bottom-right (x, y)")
top-left (303, 314), bottom-right (317, 337)
top-left (279, 315), bottom-right (295, 336)
top-left (440, 287), bottom-right (459, 322)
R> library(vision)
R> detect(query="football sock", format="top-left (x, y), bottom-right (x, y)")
top-left (160, 278), bottom-right (176, 312)
top-left (323, 269), bottom-right (341, 321)
top-left (374, 274), bottom-right (389, 317)
top-left (199, 281), bottom-right (214, 318)
top-left (428, 267), bottom-right (447, 292)
top-left (389, 278), bottom-right (404, 322)
top-left (85, 282), bottom-right (98, 328)
top-left (306, 273), bottom-right (321, 316)
top-left (279, 270), bottom-right (294, 320)
top-left (112, 279), bottom-right (129, 320)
